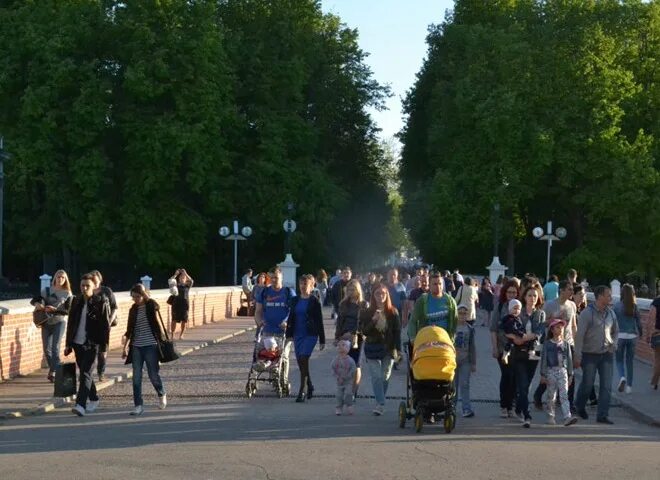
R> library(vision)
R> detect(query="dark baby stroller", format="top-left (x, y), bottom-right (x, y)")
top-left (399, 325), bottom-right (457, 433)
top-left (245, 331), bottom-right (291, 398)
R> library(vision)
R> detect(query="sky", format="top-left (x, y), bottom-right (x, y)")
top-left (321, 0), bottom-right (455, 143)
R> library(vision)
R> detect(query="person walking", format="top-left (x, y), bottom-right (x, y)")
top-left (454, 304), bottom-right (477, 417)
top-left (31, 270), bottom-right (73, 382)
top-left (613, 284), bottom-right (642, 394)
top-left (648, 294), bottom-right (660, 390)
top-left (478, 277), bottom-right (494, 327)
top-left (490, 279), bottom-right (520, 418)
top-left (574, 285), bottom-right (619, 424)
top-left (359, 283), bottom-right (401, 416)
top-left (64, 273), bottom-right (111, 416)
top-left (335, 279), bottom-right (365, 399)
top-left (331, 340), bottom-right (357, 415)
top-left (286, 274), bottom-right (325, 403)
top-left (121, 284), bottom-right (167, 415)
top-left (169, 268), bottom-right (194, 339)
top-left (540, 319), bottom-right (578, 426)
top-left (241, 268), bottom-right (254, 301)
top-left (534, 280), bottom-right (577, 410)
top-left (89, 270), bottom-right (118, 382)
top-left (505, 287), bottom-right (545, 427)
top-left (316, 269), bottom-right (329, 306)
top-left (454, 277), bottom-right (479, 325)
top-left (331, 267), bottom-right (352, 321)
top-left (543, 275), bottom-right (560, 302)
top-left (408, 271), bottom-right (458, 341)
top-left (255, 266), bottom-right (295, 335)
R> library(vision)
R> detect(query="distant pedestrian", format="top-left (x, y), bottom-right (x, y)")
top-left (121, 284), bottom-right (167, 416)
top-left (454, 304), bottom-right (476, 418)
top-left (359, 283), bottom-right (401, 416)
top-left (241, 268), bottom-right (253, 300)
top-left (478, 278), bottom-right (494, 327)
top-left (89, 270), bottom-right (118, 382)
top-left (614, 284), bottom-right (642, 394)
top-left (335, 279), bottom-right (365, 399)
top-left (31, 270), bottom-right (73, 383)
top-left (443, 270), bottom-right (455, 296)
top-left (575, 285), bottom-right (619, 424)
top-left (64, 274), bottom-right (111, 416)
top-left (331, 340), bottom-right (356, 415)
top-left (648, 294), bottom-right (660, 390)
top-left (386, 268), bottom-right (407, 320)
top-left (454, 277), bottom-right (479, 324)
top-left (540, 319), bottom-right (578, 426)
top-left (543, 275), bottom-right (560, 302)
top-left (331, 267), bottom-right (352, 321)
top-left (316, 269), bottom-right (329, 306)
top-left (490, 279), bottom-right (520, 418)
top-left (567, 269), bottom-right (578, 285)
top-left (169, 268), bottom-right (194, 339)
top-left (286, 274), bottom-right (325, 403)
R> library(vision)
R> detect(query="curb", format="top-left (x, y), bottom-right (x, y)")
top-left (612, 391), bottom-right (660, 428)
top-left (1, 326), bottom-right (256, 420)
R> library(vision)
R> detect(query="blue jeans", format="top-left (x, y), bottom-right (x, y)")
top-left (41, 321), bottom-right (65, 374)
top-left (132, 344), bottom-right (165, 407)
top-left (366, 356), bottom-right (394, 406)
top-left (455, 362), bottom-right (473, 413)
top-left (576, 352), bottom-right (613, 419)
top-left (615, 338), bottom-right (636, 386)
top-left (513, 358), bottom-right (538, 418)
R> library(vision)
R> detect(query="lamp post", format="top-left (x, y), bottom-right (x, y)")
top-left (279, 204), bottom-right (299, 289)
top-left (533, 221), bottom-right (567, 282)
top-left (0, 136), bottom-right (9, 279)
top-left (487, 202), bottom-right (507, 283)
top-left (219, 220), bottom-right (252, 286)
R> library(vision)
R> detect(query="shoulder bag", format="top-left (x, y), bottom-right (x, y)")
top-left (156, 309), bottom-right (180, 363)
top-left (32, 287), bottom-right (51, 328)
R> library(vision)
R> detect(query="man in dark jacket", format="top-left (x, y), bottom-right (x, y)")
top-left (64, 273), bottom-right (111, 416)
top-left (331, 267), bottom-right (352, 320)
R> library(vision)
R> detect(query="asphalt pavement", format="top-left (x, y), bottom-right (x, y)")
top-left (1, 314), bottom-right (658, 480)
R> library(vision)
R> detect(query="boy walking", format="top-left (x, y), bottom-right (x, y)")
top-left (331, 340), bottom-right (356, 415)
top-left (454, 304), bottom-right (476, 417)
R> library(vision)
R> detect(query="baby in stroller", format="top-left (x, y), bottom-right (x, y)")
top-left (254, 336), bottom-right (281, 371)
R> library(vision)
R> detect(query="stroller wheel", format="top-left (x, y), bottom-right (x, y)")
top-left (444, 413), bottom-right (456, 433)
top-left (398, 402), bottom-right (407, 428)
top-left (414, 408), bottom-right (424, 433)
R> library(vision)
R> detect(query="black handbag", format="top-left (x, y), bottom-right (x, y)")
top-left (156, 310), bottom-right (180, 363)
top-left (54, 362), bottom-right (77, 397)
top-left (32, 309), bottom-right (49, 328)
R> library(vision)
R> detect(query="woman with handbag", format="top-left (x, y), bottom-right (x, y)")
top-left (649, 295), bottom-right (660, 390)
top-left (30, 270), bottom-right (73, 382)
top-left (121, 283), bottom-right (168, 416)
top-left (335, 279), bottom-right (366, 400)
top-left (286, 274), bottom-right (326, 402)
top-left (359, 283), bottom-right (401, 416)
top-left (169, 268), bottom-right (194, 339)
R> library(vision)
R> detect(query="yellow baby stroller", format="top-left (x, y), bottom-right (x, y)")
top-left (398, 325), bottom-right (457, 433)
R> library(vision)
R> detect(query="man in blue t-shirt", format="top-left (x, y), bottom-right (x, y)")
top-left (255, 267), bottom-right (295, 335)
top-left (409, 272), bottom-right (457, 341)
top-left (387, 268), bottom-right (407, 315)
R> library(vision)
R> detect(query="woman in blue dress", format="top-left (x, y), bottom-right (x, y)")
top-left (286, 274), bottom-right (326, 402)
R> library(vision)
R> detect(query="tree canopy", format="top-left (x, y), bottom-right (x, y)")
top-left (0, 0), bottom-right (398, 285)
top-left (399, 0), bottom-right (660, 286)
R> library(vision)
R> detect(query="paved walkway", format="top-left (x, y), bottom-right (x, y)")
top-left (1, 309), bottom-right (657, 426)
top-left (0, 317), bottom-right (257, 418)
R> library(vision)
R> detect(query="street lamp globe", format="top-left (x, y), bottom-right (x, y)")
top-left (219, 226), bottom-right (230, 237)
top-left (555, 227), bottom-right (567, 239)
top-left (241, 226), bottom-right (253, 238)
top-left (532, 227), bottom-right (544, 239)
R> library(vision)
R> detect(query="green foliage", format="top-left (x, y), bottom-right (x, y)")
top-left (400, 0), bottom-right (660, 278)
top-left (0, 0), bottom-right (393, 282)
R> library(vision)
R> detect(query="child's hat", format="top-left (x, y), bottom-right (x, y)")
top-left (337, 339), bottom-right (351, 351)
top-left (508, 299), bottom-right (522, 313)
top-left (457, 303), bottom-right (469, 311)
top-left (548, 318), bottom-right (566, 329)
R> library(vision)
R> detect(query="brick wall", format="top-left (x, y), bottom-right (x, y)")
top-left (0, 286), bottom-right (243, 381)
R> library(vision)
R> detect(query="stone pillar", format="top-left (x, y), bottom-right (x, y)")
top-left (39, 274), bottom-right (52, 291)
top-left (486, 256), bottom-right (507, 284)
top-left (140, 275), bottom-right (153, 291)
top-left (610, 279), bottom-right (621, 298)
top-left (278, 254), bottom-right (299, 290)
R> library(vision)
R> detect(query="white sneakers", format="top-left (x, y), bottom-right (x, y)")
top-left (86, 400), bottom-right (100, 413)
top-left (618, 376), bottom-right (627, 392)
top-left (72, 404), bottom-right (86, 417)
top-left (159, 394), bottom-right (167, 410)
top-left (547, 416), bottom-right (556, 425)
top-left (624, 386), bottom-right (632, 394)
top-left (372, 405), bottom-right (385, 416)
top-left (130, 405), bottom-right (144, 416)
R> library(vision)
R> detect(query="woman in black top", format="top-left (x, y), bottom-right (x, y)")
top-left (122, 283), bottom-right (168, 415)
top-left (286, 274), bottom-right (326, 402)
top-left (169, 268), bottom-right (194, 339)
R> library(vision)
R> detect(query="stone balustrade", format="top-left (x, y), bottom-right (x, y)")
top-left (0, 286), bottom-right (244, 381)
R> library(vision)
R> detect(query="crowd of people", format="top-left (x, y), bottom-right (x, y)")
top-left (30, 264), bottom-right (660, 423)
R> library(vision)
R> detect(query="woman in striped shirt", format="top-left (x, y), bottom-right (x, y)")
top-left (121, 284), bottom-right (168, 416)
